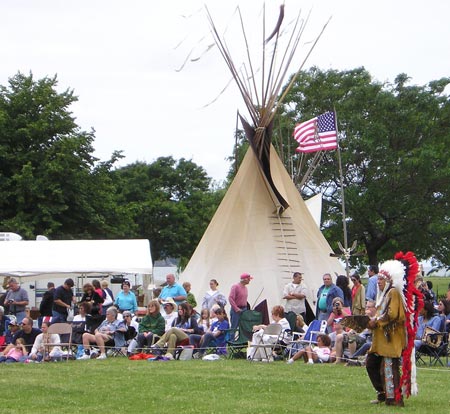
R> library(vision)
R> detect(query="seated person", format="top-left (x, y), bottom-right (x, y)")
top-left (287, 333), bottom-right (331, 364)
top-left (327, 297), bottom-right (351, 332)
top-left (415, 300), bottom-right (442, 350)
top-left (29, 321), bottom-right (62, 362)
top-left (79, 283), bottom-right (104, 316)
top-left (209, 304), bottom-right (222, 324)
top-left (437, 299), bottom-right (450, 333)
top-left (72, 302), bottom-right (91, 344)
top-left (1, 317), bottom-right (40, 359)
top-left (161, 298), bottom-right (178, 331)
top-left (4, 319), bottom-right (20, 347)
top-left (247, 305), bottom-right (290, 361)
top-left (198, 308), bottom-right (211, 333)
top-left (151, 302), bottom-right (201, 359)
top-left (122, 311), bottom-right (139, 341)
top-left (192, 308), bottom-right (229, 358)
top-left (79, 306), bottom-right (126, 360)
top-left (128, 300), bottom-right (165, 354)
top-left (0, 338), bottom-right (27, 363)
top-left (74, 302), bottom-right (91, 322)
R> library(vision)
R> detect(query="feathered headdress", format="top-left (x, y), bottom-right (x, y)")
top-left (389, 251), bottom-right (424, 401)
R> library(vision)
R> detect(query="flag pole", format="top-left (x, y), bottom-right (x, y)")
top-left (334, 110), bottom-right (350, 278)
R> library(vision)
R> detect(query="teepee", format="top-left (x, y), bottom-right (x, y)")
top-left (182, 144), bottom-right (343, 312)
top-left (181, 4), bottom-right (342, 313)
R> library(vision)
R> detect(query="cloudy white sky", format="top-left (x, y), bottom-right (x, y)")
top-left (1, 0), bottom-right (449, 181)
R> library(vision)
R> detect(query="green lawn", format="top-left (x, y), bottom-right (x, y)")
top-left (1, 358), bottom-right (448, 413)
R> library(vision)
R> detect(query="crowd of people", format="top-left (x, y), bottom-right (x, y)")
top-left (0, 265), bottom-right (449, 408)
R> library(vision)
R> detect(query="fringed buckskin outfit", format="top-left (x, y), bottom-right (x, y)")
top-left (366, 283), bottom-right (406, 406)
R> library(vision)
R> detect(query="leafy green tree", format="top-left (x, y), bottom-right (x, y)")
top-left (274, 67), bottom-right (449, 266)
top-left (0, 72), bottom-right (133, 239)
top-left (112, 158), bottom-right (224, 262)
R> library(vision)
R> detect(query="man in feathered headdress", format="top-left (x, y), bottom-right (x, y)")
top-left (365, 252), bottom-right (423, 407)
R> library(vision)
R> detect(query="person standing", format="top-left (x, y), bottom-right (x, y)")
top-left (158, 274), bottom-right (187, 306)
top-left (351, 274), bottom-right (366, 316)
top-left (366, 261), bottom-right (407, 407)
top-left (228, 273), bottom-right (252, 330)
top-left (38, 282), bottom-right (55, 328)
top-left (282, 272), bottom-right (308, 319)
top-left (4, 278), bottom-right (29, 323)
top-left (114, 280), bottom-right (138, 313)
top-left (101, 280), bottom-right (115, 316)
top-left (365, 265), bottom-right (379, 302)
top-left (52, 278), bottom-right (75, 323)
top-left (315, 273), bottom-right (344, 322)
top-left (182, 282), bottom-right (197, 309)
top-left (201, 279), bottom-right (227, 311)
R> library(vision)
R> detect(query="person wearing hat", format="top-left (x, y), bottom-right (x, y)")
top-left (38, 282), bottom-right (55, 328)
top-left (366, 260), bottom-right (407, 407)
top-left (161, 298), bottom-right (178, 331)
top-left (52, 278), bottom-right (76, 323)
top-left (5, 318), bottom-right (20, 346)
top-left (4, 278), bottom-right (29, 323)
top-left (114, 280), bottom-right (138, 313)
top-left (351, 274), bottom-right (366, 316)
top-left (228, 273), bottom-right (253, 330)
top-left (282, 272), bottom-right (308, 319)
top-left (0, 316), bottom-right (41, 359)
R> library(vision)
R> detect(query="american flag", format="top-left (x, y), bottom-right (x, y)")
top-left (293, 111), bottom-right (338, 153)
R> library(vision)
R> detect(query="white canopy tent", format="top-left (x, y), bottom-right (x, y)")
top-left (0, 239), bottom-right (153, 278)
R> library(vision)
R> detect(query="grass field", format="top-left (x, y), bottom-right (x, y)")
top-left (1, 358), bottom-right (449, 414)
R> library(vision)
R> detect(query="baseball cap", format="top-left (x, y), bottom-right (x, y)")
top-left (240, 273), bottom-right (253, 280)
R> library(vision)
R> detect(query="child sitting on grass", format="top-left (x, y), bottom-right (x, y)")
top-left (287, 333), bottom-right (331, 364)
top-left (0, 338), bottom-right (27, 363)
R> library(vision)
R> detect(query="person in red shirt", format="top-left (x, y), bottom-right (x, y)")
top-left (228, 273), bottom-right (253, 330)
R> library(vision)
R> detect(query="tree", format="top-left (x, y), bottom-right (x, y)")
top-left (274, 67), bottom-right (450, 266)
top-left (0, 72), bottom-right (133, 239)
top-left (112, 157), bottom-right (224, 262)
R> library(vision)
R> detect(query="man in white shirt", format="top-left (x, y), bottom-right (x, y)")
top-left (283, 272), bottom-right (308, 319)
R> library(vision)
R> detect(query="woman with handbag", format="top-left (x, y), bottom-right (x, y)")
top-left (414, 300), bottom-right (442, 350)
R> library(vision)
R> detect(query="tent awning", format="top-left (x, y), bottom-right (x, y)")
top-left (0, 239), bottom-right (153, 277)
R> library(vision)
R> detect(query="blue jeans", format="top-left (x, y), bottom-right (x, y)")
top-left (230, 307), bottom-right (246, 330)
top-left (52, 310), bottom-right (67, 323)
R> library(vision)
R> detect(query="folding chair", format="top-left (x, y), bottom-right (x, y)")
top-left (286, 319), bottom-right (327, 359)
top-left (415, 319), bottom-right (449, 367)
top-left (226, 310), bottom-right (262, 359)
top-left (46, 323), bottom-right (73, 361)
top-left (249, 323), bottom-right (283, 362)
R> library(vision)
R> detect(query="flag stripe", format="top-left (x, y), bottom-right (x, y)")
top-left (293, 111), bottom-right (338, 153)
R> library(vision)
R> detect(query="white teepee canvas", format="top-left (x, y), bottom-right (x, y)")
top-left (181, 145), bottom-right (343, 313)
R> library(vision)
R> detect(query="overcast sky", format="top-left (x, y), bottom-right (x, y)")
top-left (1, 0), bottom-right (449, 181)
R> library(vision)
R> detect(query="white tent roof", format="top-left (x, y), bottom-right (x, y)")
top-left (0, 239), bottom-right (153, 277)
top-left (181, 147), bottom-right (343, 313)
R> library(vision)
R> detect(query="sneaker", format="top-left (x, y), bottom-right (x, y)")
top-left (78, 354), bottom-right (90, 360)
top-left (90, 351), bottom-right (99, 359)
top-left (287, 358), bottom-right (294, 364)
top-left (97, 353), bottom-right (107, 360)
top-left (164, 353), bottom-right (174, 360)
